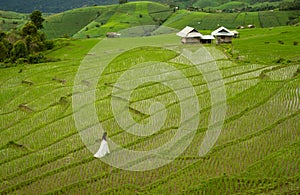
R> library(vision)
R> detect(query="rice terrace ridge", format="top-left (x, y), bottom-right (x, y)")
top-left (0, 0), bottom-right (299, 194)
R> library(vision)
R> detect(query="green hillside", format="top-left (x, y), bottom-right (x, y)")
top-left (0, 25), bottom-right (299, 194)
top-left (43, 2), bottom-right (173, 39)
top-left (0, 1), bottom-right (299, 39)
top-left (163, 9), bottom-right (300, 30)
top-left (41, 3), bottom-right (299, 39)
top-left (0, 10), bottom-right (28, 31)
top-left (0, 0), bottom-right (298, 13)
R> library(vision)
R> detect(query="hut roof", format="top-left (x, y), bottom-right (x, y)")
top-left (176, 26), bottom-right (202, 37)
top-left (211, 26), bottom-right (234, 36)
top-left (176, 26), bottom-right (215, 41)
top-left (231, 30), bottom-right (239, 34)
top-left (186, 32), bottom-right (203, 38)
top-left (201, 35), bottom-right (215, 40)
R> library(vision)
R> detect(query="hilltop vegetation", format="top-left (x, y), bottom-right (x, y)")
top-left (41, 1), bottom-right (299, 39)
top-left (0, 10), bottom-right (28, 32)
top-left (0, 1), bottom-right (299, 40)
top-left (0, 11), bottom-right (55, 66)
top-left (43, 2), bottom-right (174, 39)
top-left (0, 0), bottom-right (299, 13)
top-left (163, 9), bottom-right (300, 30)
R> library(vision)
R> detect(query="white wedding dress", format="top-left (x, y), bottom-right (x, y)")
top-left (94, 140), bottom-right (110, 158)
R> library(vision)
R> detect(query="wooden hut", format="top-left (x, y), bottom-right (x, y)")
top-left (176, 26), bottom-right (214, 44)
top-left (211, 26), bottom-right (234, 44)
top-left (200, 35), bottom-right (215, 44)
top-left (231, 30), bottom-right (240, 38)
top-left (176, 26), bottom-right (202, 44)
top-left (106, 32), bottom-right (121, 38)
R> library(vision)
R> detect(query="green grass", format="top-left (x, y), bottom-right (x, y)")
top-left (43, 1), bottom-right (172, 39)
top-left (1, 2), bottom-right (297, 39)
top-left (43, 6), bottom-right (106, 39)
top-left (231, 26), bottom-right (300, 64)
top-left (214, 1), bottom-right (249, 10)
top-left (0, 26), bottom-right (299, 194)
top-left (163, 10), bottom-right (209, 30)
top-left (162, 9), bottom-right (300, 31)
top-left (0, 10), bottom-right (28, 31)
top-left (34, 2), bottom-right (299, 39)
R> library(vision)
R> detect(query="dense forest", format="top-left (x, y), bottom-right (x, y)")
top-left (0, 11), bottom-right (54, 66)
top-left (0, 0), bottom-right (299, 13)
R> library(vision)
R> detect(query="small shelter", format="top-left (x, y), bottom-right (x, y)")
top-left (176, 26), bottom-right (214, 44)
top-left (200, 35), bottom-right (215, 44)
top-left (211, 26), bottom-right (234, 44)
top-left (106, 32), bottom-right (121, 38)
top-left (231, 30), bottom-right (239, 38)
top-left (176, 26), bottom-right (202, 44)
top-left (247, 24), bottom-right (255, 28)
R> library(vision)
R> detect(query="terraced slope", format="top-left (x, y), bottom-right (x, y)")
top-left (0, 10), bottom-right (28, 31)
top-left (0, 26), bottom-right (299, 194)
top-left (164, 9), bottom-right (300, 30)
top-left (43, 2), bottom-right (173, 39)
top-left (1, 1), bottom-right (299, 39)
top-left (43, 4), bottom-right (299, 39)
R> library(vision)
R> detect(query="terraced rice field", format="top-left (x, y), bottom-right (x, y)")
top-left (0, 28), bottom-right (299, 194)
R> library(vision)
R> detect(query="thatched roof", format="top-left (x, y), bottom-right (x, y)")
top-left (231, 30), bottom-right (239, 35)
top-left (176, 26), bottom-right (203, 38)
top-left (201, 35), bottom-right (215, 40)
top-left (177, 26), bottom-right (214, 40)
top-left (211, 26), bottom-right (234, 37)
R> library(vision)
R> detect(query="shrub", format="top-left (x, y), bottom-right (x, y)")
top-left (21, 22), bottom-right (38, 36)
top-left (274, 57), bottom-right (285, 63)
top-left (63, 34), bottom-right (69, 38)
top-left (11, 40), bottom-right (28, 61)
top-left (0, 41), bottom-right (8, 62)
top-left (16, 58), bottom-right (28, 64)
top-left (28, 53), bottom-right (46, 64)
top-left (44, 40), bottom-right (54, 50)
top-left (119, 0), bottom-right (128, 4)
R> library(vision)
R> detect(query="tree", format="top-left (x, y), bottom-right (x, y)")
top-left (0, 10), bottom-right (53, 65)
top-left (21, 22), bottom-right (38, 36)
top-left (29, 10), bottom-right (45, 29)
top-left (0, 42), bottom-right (8, 62)
top-left (119, 0), bottom-right (128, 4)
top-left (0, 31), bottom-right (7, 41)
top-left (11, 40), bottom-right (28, 61)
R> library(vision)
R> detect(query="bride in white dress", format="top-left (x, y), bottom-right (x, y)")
top-left (94, 132), bottom-right (110, 158)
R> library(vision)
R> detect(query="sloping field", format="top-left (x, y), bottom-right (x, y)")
top-left (43, 2), bottom-right (173, 39)
top-left (0, 26), bottom-right (299, 194)
top-left (164, 9), bottom-right (300, 30)
top-left (0, 10), bottom-right (28, 31)
top-left (1, 1), bottom-right (299, 39)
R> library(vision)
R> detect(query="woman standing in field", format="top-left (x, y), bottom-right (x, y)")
top-left (94, 132), bottom-right (110, 158)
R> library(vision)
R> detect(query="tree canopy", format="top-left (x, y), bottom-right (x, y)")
top-left (30, 10), bottom-right (45, 29)
top-left (0, 10), bottom-right (53, 66)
